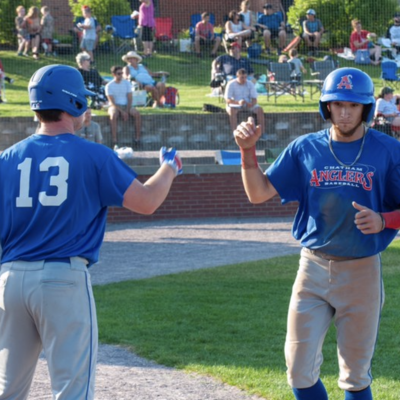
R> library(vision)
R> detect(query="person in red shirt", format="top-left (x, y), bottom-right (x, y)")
top-left (350, 19), bottom-right (381, 65)
top-left (194, 12), bottom-right (221, 58)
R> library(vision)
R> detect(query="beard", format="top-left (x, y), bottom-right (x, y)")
top-left (331, 118), bottom-right (363, 138)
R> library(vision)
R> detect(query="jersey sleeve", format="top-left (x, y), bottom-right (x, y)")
top-left (98, 151), bottom-right (137, 207)
top-left (266, 142), bottom-right (304, 204)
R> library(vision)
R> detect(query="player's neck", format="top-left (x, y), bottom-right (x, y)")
top-left (37, 119), bottom-right (75, 136)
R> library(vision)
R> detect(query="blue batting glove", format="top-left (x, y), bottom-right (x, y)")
top-left (159, 147), bottom-right (183, 176)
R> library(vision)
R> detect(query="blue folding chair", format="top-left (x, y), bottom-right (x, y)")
top-left (381, 60), bottom-right (400, 89)
top-left (111, 15), bottom-right (137, 54)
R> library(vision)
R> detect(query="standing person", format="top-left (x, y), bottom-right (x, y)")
top-left (75, 108), bottom-right (103, 144)
top-left (302, 9), bottom-right (324, 56)
top-left (288, 48), bottom-right (307, 81)
top-left (77, 5), bottom-right (97, 63)
top-left (225, 68), bottom-right (266, 138)
top-left (234, 67), bottom-right (400, 400)
top-left (24, 6), bottom-right (41, 60)
top-left (138, 0), bottom-right (155, 58)
top-left (40, 6), bottom-right (54, 56)
top-left (0, 64), bottom-right (182, 400)
top-left (15, 5), bottom-right (30, 56)
top-left (105, 65), bottom-right (142, 147)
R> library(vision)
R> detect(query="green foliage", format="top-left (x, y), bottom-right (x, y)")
top-left (287, 0), bottom-right (399, 48)
top-left (68, 0), bottom-right (131, 29)
top-left (0, 0), bottom-right (41, 44)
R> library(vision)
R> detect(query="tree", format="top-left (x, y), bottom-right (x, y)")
top-left (287, 0), bottom-right (399, 49)
top-left (68, 0), bottom-right (131, 30)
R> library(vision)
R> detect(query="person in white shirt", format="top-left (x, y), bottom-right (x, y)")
top-left (225, 68), bottom-right (265, 137)
top-left (105, 66), bottom-right (142, 147)
top-left (77, 6), bottom-right (97, 62)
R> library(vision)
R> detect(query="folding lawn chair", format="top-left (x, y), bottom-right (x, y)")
top-left (304, 59), bottom-right (338, 99)
top-left (154, 17), bottom-right (173, 42)
top-left (267, 62), bottom-right (304, 103)
top-left (111, 15), bottom-right (137, 54)
top-left (381, 60), bottom-right (400, 89)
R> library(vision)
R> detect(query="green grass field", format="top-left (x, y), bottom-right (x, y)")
top-left (93, 240), bottom-right (400, 400)
top-left (0, 48), bottom-right (384, 118)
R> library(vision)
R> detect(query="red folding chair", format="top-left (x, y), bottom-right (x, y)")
top-left (154, 17), bottom-right (173, 41)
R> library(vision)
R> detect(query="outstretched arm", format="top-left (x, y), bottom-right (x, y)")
top-left (123, 148), bottom-right (182, 214)
top-left (234, 118), bottom-right (278, 204)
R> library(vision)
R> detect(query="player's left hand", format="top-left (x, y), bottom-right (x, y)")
top-left (352, 201), bottom-right (384, 234)
top-left (159, 147), bottom-right (183, 176)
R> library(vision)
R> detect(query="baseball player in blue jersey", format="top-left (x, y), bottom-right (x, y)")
top-left (234, 67), bottom-right (400, 400)
top-left (0, 64), bottom-right (182, 399)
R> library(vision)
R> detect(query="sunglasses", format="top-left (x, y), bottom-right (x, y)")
top-left (115, 72), bottom-right (123, 75)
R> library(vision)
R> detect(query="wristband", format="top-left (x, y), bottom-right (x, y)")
top-left (378, 213), bottom-right (385, 232)
top-left (240, 146), bottom-right (258, 170)
top-left (381, 210), bottom-right (400, 230)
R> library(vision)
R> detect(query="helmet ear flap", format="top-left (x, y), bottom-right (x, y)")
top-left (319, 102), bottom-right (330, 121)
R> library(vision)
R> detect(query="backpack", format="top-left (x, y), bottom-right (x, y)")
top-left (354, 49), bottom-right (371, 65)
top-left (162, 86), bottom-right (178, 108)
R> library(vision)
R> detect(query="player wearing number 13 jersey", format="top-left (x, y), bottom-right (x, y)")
top-left (0, 64), bottom-right (183, 400)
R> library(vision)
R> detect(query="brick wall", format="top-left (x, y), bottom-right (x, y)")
top-left (107, 169), bottom-right (298, 223)
top-left (46, 0), bottom-right (286, 35)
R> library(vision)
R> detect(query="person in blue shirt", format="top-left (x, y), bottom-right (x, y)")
top-left (302, 9), bottom-right (324, 56)
top-left (0, 64), bottom-right (182, 400)
top-left (234, 67), bottom-right (400, 400)
top-left (256, 3), bottom-right (287, 55)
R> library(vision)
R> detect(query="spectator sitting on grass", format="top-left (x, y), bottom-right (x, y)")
top-left (350, 19), bottom-right (381, 66)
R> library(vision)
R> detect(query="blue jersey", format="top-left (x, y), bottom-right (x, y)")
top-left (266, 128), bottom-right (400, 257)
top-left (0, 134), bottom-right (137, 266)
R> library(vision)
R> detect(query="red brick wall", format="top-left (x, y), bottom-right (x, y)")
top-left (107, 171), bottom-right (298, 223)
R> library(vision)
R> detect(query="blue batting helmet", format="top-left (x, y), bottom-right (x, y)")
top-left (28, 64), bottom-right (94, 117)
top-left (319, 67), bottom-right (376, 123)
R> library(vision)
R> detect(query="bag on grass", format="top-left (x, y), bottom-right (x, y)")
top-left (161, 86), bottom-right (178, 108)
top-left (354, 49), bottom-right (371, 65)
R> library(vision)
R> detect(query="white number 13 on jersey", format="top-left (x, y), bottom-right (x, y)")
top-left (16, 157), bottom-right (69, 207)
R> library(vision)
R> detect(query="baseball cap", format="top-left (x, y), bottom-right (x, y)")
top-left (306, 9), bottom-right (316, 15)
top-left (263, 4), bottom-right (273, 9)
top-left (380, 87), bottom-right (394, 96)
top-left (230, 42), bottom-right (241, 49)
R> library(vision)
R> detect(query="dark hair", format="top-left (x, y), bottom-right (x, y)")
top-left (236, 68), bottom-right (248, 76)
top-left (35, 109), bottom-right (64, 123)
top-left (228, 10), bottom-right (238, 21)
top-left (111, 65), bottom-right (123, 74)
top-left (201, 12), bottom-right (209, 19)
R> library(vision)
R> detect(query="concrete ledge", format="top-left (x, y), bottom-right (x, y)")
top-left (0, 113), bottom-right (330, 151)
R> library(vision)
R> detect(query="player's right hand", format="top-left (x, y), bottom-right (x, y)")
top-left (234, 117), bottom-right (261, 149)
top-left (159, 147), bottom-right (183, 176)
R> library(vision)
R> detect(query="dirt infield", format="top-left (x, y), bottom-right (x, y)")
top-left (28, 217), bottom-right (298, 400)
